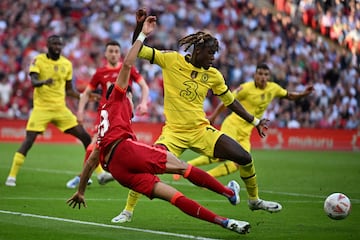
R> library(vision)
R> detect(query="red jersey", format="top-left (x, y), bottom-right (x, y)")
top-left (97, 85), bottom-right (137, 164)
top-left (89, 63), bottom-right (143, 111)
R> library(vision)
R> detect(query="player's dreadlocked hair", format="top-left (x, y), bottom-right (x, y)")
top-left (178, 31), bottom-right (219, 53)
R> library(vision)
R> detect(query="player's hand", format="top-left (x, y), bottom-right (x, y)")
top-left (255, 118), bottom-right (269, 138)
top-left (67, 192), bottom-right (87, 209)
top-left (135, 102), bottom-right (148, 115)
top-left (304, 85), bottom-right (314, 95)
top-left (136, 8), bottom-right (147, 23)
top-left (142, 16), bottom-right (157, 36)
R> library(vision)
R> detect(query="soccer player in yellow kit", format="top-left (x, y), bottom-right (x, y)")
top-left (185, 63), bottom-right (314, 210)
top-left (5, 35), bottom-right (94, 187)
top-left (111, 9), bottom-right (276, 224)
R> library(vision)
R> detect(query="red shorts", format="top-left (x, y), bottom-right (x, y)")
top-left (104, 138), bottom-right (167, 198)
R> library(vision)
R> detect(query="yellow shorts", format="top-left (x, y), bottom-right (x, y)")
top-left (26, 107), bottom-right (78, 132)
top-left (221, 117), bottom-right (252, 152)
top-left (155, 124), bottom-right (223, 157)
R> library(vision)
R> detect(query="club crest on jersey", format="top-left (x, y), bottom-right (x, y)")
top-left (191, 71), bottom-right (198, 79)
top-left (261, 94), bottom-right (265, 100)
top-left (201, 73), bottom-right (209, 83)
top-left (54, 65), bottom-right (58, 72)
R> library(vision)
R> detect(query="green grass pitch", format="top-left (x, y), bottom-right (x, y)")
top-left (0, 142), bottom-right (359, 240)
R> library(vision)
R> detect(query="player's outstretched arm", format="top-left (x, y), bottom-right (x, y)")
top-left (287, 85), bottom-right (314, 100)
top-left (67, 148), bottom-right (100, 209)
top-left (227, 99), bottom-right (269, 137)
top-left (77, 86), bottom-right (92, 123)
top-left (117, 16), bottom-right (156, 89)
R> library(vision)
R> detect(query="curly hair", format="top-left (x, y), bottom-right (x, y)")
top-left (178, 31), bottom-right (219, 53)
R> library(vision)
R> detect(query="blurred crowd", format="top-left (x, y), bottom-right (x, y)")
top-left (0, 0), bottom-right (359, 130)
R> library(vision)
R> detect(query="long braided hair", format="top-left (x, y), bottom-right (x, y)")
top-left (178, 31), bottom-right (219, 53)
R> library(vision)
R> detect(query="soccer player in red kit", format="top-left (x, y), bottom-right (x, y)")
top-left (67, 15), bottom-right (251, 235)
top-left (66, 40), bottom-right (149, 188)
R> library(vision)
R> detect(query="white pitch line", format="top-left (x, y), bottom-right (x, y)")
top-left (0, 209), bottom-right (221, 240)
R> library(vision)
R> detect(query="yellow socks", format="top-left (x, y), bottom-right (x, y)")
top-left (124, 190), bottom-right (142, 213)
top-left (188, 155), bottom-right (219, 166)
top-left (94, 164), bottom-right (105, 175)
top-left (207, 161), bottom-right (239, 178)
top-left (8, 152), bottom-right (25, 178)
top-left (239, 161), bottom-right (258, 200)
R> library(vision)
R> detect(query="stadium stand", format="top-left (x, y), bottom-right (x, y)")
top-left (0, 0), bottom-right (359, 129)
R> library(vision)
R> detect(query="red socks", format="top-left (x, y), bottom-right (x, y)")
top-left (184, 165), bottom-right (234, 198)
top-left (171, 192), bottom-right (226, 225)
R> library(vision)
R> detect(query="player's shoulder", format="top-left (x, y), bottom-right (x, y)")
top-left (59, 55), bottom-right (72, 65)
top-left (157, 49), bottom-right (180, 60)
top-left (160, 49), bottom-right (177, 54)
top-left (235, 81), bottom-right (252, 93)
top-left (242, 81), bottom-right (253, 87)
top-left (208, 66), bottom-right (224, 76)
top-left (267, 81), bottom-right (283, 89)
top-left (95, 66), bottom-right (110, 74)
top-left (33, 53), bottom-right (47, 61)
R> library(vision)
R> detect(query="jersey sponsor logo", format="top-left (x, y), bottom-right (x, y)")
top-left (180, 81), bottom-right (198, 102)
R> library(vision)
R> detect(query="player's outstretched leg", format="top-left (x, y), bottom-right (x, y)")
top-left (173, 155), bottom-right (222, 181)
top-left (183, 165), bottom-right (240, 206)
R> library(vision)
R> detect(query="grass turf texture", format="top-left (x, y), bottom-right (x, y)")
top-left (0, 142), bottom-right (359, 240)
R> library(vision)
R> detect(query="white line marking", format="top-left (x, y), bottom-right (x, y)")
top-left (0, 210), bottom-right (221, 240)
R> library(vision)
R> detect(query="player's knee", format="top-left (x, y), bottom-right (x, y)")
top-left (235, 150), bottom-right (252, 165)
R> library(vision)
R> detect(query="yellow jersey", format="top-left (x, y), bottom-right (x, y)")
top-left (138, 46), bottom-right (234, 130)
top-left (227, 81), bottom-right (287, 124)
top-left (29, 53), bottom-right (73, 110)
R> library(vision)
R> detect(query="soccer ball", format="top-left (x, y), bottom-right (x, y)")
top-left (324, 193), bottom-right (351, 220)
